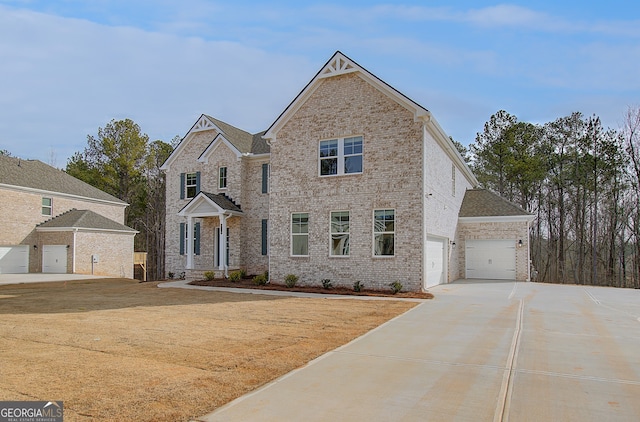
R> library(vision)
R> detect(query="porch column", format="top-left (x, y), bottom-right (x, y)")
top-left (220, 214), bottom-right (228, 277)
top-left (186, 216), bottom-right (194, 269)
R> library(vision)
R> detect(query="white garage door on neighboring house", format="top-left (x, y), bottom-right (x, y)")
top-left (425, 237), bottom-right (446, 288)
top-left (43, 245), bottom-right (68, 274)
top-left (0, 245), bottom-right (29, 274)
top-left (466, 239), bottom-right (516, 280)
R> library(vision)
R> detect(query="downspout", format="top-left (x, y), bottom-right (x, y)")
top-left (422, 119), bottom-right (430, 291)
top-left (72, 228), bottom-right (77, 273)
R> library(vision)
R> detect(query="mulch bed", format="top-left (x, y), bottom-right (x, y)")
top-left (189, 278), bottom-right (434, 299)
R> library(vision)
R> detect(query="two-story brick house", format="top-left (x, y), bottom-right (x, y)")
top-left (161, 51), bottom-right (533, 291)
top-left (0, 155), bottom-right (137, 277)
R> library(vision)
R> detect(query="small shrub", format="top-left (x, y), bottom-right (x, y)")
top-left (353, 281), bottom-right (364, 292)
top-left (389, 281), bottom-right (403, 294)
top-left (321, 279), bottom-right (333, 289)
top-left (167, 272), bottom-right (175, 280)
top-left (178, 272), bottom-right (186, 280)
top-left (253, 273), bottom-right (268, 286)
top-left (285, 274), bottom-right (299, 288)
top-left (204, 271), bottom-right (215, 281)
top-left (238, 268), bottom-right (247, 278)
top-left (229, 270), bottom-right (242, 282)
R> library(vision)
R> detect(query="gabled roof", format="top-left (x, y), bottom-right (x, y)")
top-left (0, 155), bottom-right (126, 205)
top-left (263, 51), bottom-right (430, 141)
top-left (36, 209), bottom-right (137, 233)
top-left (459, 189), bottom-right (534, 220)
top-left (160, 115), bottom-right (269, 171)
top-left (178, 191), bottom-right (243, 217)
top-left (262, 51), bottom-right (478, 186)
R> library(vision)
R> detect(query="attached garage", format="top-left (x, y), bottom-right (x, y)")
top-left (466, 239), bottom-right (516, 280)
top-left (0, 245), bottom-right (29, 274)
top-left (425, 236), bottom-right (446, 288)
top-left (42, 245), bottom-right (68, 273)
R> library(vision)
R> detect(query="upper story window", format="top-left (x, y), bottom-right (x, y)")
top-left (330, 211), bottom-right (350, 256)
top-left (219, 167), bottom-right (228, 189)
top-left (185, 172), bottom-right (198, 198)
top-left (319, 136), bottom-right (363, 176)
top-left (42, 197), bottom-right (52, 216)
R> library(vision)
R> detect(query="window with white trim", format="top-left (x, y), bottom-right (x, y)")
top-left (185, 172), bottom-right (198, 198)
top-left (319, 136), bottom-right (363, 176)
top-left (373, 209), bottom-right (395, 256)
top-left (42, 197), bottom-right (52, 216)
top-left (291, 213), bottom-right (309, 256)
top-left (219, 166), bottom-right (227, 189)
top-left (330, 211), bottom-right (350, 256)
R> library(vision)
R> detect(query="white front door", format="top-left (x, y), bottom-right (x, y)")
top-left (425, 237), bottom-right (446, 288)
top-left (42, 245), bottom-right (68, 273)
top-left (465, 239), bottom-right (516, 280)
top-left (0, 245), bottom-right (29, 274)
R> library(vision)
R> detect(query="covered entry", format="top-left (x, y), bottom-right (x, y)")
top-left (465, 239), bottom-right (516, 280)
top-left (425, 236), bottom-right (446, 288)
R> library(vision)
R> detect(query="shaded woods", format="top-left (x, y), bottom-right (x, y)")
top-left (66, 119), bottom-right (175, 281)
top-left (469, 108), bottom-right (640, 287)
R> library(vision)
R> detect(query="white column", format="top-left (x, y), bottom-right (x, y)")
top-left (220, 214), bottom-right (228, 277)
top-left (186, 216), bottom-right (194, 269)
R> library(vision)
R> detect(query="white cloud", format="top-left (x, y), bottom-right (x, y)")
top-left (0, 5), bottom-right (312, 163)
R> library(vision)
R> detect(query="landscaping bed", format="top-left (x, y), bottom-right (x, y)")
top-left (190, 277), bottom-right (434, 299)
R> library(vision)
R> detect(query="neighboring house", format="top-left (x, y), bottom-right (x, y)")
top-left (0, 155), bottom-right (137, 277)
top-left (161, 51), bottom-right (534, 291)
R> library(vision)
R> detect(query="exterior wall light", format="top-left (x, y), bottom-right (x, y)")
top-left (518, 239), bottom-right (523, 248)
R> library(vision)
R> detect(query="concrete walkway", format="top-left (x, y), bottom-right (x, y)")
top-left (197, 280), bottom-right (640, 422)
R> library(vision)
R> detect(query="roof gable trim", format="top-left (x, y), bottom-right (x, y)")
top-left (160, 115), bottom-right (223, 171)
top-left (198, 133), bottom-right (242, 164)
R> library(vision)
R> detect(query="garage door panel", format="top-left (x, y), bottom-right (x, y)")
top-left (425, 237), bottom-right (445, 288)
top-left (466, 240), bottom-right (516, 280)
top-left (0, 245), bottom-right (29, 274)
top-left (43, 245), bottom-right (68, 273)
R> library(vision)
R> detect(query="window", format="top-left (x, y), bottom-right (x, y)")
top-left (330, 211), bottom-right (350, 256)
top-left (374, 209), bottom-right (395, 256)
top-left (291, 213), bottom-right (309, 256)
top-left (179, 222), bottom-right (200, 255)
top-left (42, 197), bottom-right (52, 216)
top-left (319, 136), bottom-right (363, 176)
top-left (451, 163), bottom-right (456, 197)
top-left (180, 172), bottom-right (200, 199)
top-left (219, 167), bottom-right (227, 189)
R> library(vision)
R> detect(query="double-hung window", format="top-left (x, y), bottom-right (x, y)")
top-left (185, 172), bottom-right (198, 199)
top-left (373, 209), bottom-right (395, 256)
top-left (42, 197), bottom-right (52, 216)
top-left (330, 211), bottom-right (350, 256)
top-left (319, 136), bottom-right (363, 176)
top-left (219, 167), bottom-right (227, 189)
top-left (291, 213), bottom-right (309, 256)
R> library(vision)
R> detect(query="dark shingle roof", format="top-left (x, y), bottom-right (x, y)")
top-left (459, 189), bottom-right (532, 218)
top-left (0, 155), bottom-right (125, 204)
top-left (205, 115), bottom-right (270, 154)
top-left (201, 192), bottom-right (243, 213)
top-left (37, 209), bottom-right (137, 232)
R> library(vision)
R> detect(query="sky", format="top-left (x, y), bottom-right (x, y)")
top-left (1, 1), bottom-right (639, 167)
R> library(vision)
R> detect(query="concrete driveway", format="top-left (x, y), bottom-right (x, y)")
top-left (0, 273), bottom-right (109, 286)
top-left (201, 280), bottom-right (640, 422)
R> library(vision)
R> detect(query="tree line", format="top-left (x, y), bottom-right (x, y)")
top-left (66, 119), bottom-right (175, 281)
top-left (468, 108), bottom-right (640, 288)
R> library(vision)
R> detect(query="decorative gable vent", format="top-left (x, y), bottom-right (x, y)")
top-left (319, 54), bottom-right (357, 78)
top-left (192, 115), bottom-right (218, 132)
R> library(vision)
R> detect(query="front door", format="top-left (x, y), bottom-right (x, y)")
top-left (214, 227), bottom-right (229, 268)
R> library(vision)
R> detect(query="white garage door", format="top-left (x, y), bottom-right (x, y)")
top-left (425, 237), bottom-right (446, 288)
top-left (0, 245), bottom-right (29, 274)
top-left (466, 240), bottom-right (516, 280)
top-left (43, 245), bottom-right (68, 274)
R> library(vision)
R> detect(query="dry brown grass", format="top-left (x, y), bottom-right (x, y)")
top-left (0, 279), bottom-right (417, 421)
